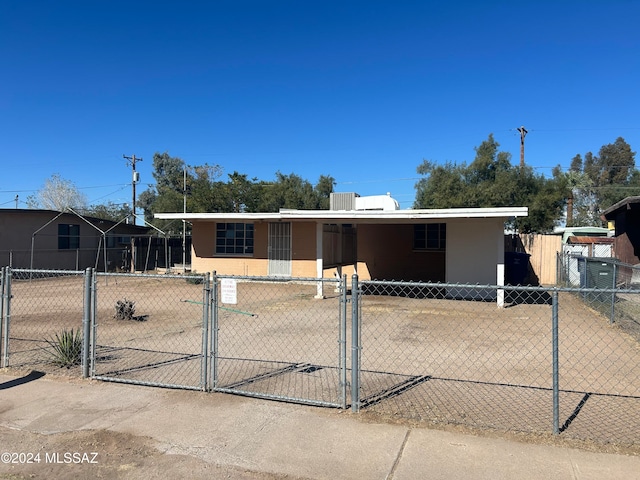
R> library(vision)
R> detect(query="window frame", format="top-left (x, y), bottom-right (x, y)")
top-left (413, 223), bottom-right (446, 251)
top-left (215, 222), bottom-right (254, 256)
top-left (58, 224), bottom-right (80, 250)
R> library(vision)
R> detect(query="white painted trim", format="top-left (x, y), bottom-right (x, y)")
top-left (156, 206), bottom-right (528, 223)
top-left (315, 222), bottom-right (324, 299)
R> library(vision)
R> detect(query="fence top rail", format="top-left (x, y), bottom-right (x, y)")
top-left (359, 279), bottom-right (640, 295)
top-left (96, 271), bottom-right (203, 281)
top-left (11, 268), bottom-right (85, 275)
top-left (214, 274), bottom-right (341, 285)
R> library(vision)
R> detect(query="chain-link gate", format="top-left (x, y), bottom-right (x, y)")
top-left (210, 275), bottom-right (348, 408)
top-left (1, 268), bottom-right (88, 374)
top-left (91, 272), bottom-right (210, 390)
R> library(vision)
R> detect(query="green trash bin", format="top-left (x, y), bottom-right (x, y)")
top-left (583, 258), bottom-right (616, 302)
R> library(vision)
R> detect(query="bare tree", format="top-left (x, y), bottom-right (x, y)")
top-left (28, 174), bottom-right (88, 211)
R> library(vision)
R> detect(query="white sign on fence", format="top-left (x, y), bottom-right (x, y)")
top-left (221, 278), bottom-right (237, 304)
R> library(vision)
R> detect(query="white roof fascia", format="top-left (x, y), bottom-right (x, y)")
top-left (155, 207), bottom-right (528, 222)
top-left (155, 212), bottom-right (282, 221)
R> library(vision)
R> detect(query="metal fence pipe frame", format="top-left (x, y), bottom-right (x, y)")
top-left (90, 268), bottom-right (98, 377)
top-left (0, 267), bottom-right (5, 367)
top-left (552, 289), bottom-right (560, 435)
top-left (2, 267), bottom-right (11, 368)
top-left (340, 274), bottom-right (348, 409)
top-left (211, 271), bottom-right (219, 390)
top-left (82, 267), bottom-right (93, 378)
top-left (201, 272), bottom-right (211, 391)
top-left (351, 274), bottom-right (360, 412)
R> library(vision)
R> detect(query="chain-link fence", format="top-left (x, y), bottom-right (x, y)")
top-left (1, 268), bottom-right (88, 375)
top-left (557, 254), bottom-right (640, 343)
top-left (354, 279), bottom-right (640, 448)
top-left (211, 275), bottom-right (347, 407)
top-left (92, 272), bottom-right (209, 390)
top-left (1, 267), bottom-right (638, 448)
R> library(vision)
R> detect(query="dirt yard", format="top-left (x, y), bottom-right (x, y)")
top-left (3, 274), bottom-right (639, 448)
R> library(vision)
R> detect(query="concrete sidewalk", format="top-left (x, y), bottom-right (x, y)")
top-left (0, 371), bottom-right (638, 479)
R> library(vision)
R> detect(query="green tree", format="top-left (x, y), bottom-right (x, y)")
top-left (257, 172), bottom-right (335, 212)
top-left (414, 134), bottom-right (566, 233)
top-left (568, 137), bottom-right (639, 226)
top-left (83, 201), bottom-right (131, 222)
top-left (139, 151), bottom-right (335, 223)
top-left (138, 152), bottom-right (225, 231)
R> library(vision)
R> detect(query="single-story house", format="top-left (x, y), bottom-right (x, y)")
top-left (156, 193), bottom-right (528, 305)
top-left (602, 196), bottom-right (640, 266)
top-left (0, 209), bottom-right (151, 271)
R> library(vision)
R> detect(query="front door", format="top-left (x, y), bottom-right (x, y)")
top-left (268, 222), bottom-right (292, 276)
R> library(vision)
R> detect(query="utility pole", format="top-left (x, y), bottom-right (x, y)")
top-left (123, 154), bottom-right (142, 224)
top-left (517, 126), bottom-right (528, 170)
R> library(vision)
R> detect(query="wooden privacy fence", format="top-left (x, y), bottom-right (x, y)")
top-left (505, 234), bottom-right (561, 285)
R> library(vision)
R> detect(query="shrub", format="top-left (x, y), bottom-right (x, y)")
top-left (114, 298), bottom-right (136, 320)
top-left (46, 329), bottom-right (82, 368)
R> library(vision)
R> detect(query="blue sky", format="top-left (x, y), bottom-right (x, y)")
top-left (1, 0), bottom-right (639, 211)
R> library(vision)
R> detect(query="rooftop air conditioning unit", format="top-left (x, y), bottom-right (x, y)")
top-left (330, 192), bottom-right (359, 210)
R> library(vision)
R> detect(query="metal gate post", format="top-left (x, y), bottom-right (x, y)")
top-left (82, 267), bottom-right (92, 378)
top-left (340, 274), bottom-right (348, 409)
top-left (2, 267), bottom-right (11, 368)
top-left (610, 262), bottom-right (617, 325)
top-left (0, 267), bottom-right (4, 366)
top-left (351, 274), bottom-right (360, 412)
top-left (210, 271), bottom-right (219, 390)
top-left (90, 268), bottom-right (98, 377)
top-left (552, 289), bottom-right (560, 435)
top-left (201, 272), bottom-right (211, 391)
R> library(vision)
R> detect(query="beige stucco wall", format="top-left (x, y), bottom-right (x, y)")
top-left (191, 221), bottom-right (268, 275)
top-left (446, 218), bottom-right (504, 284)
top-left (190, 218), bottom-right (507, 285)
top-left (190, 221), bottom-right (319, 277)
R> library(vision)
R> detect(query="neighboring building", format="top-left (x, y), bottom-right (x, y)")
top-left (553, 226), bottom-right (611, 245)
top-left (0, 209), bottom-right (151, 271)
top-left (156, 193), bottom-right (528, 304)
top-left (553, 226), bottom-right (614, 286)
top-left (602, 196), bottom-right (640, 266)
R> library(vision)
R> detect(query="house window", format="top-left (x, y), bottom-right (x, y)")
top-left (414, 223), bottom-right (446, 251)
top-left (216, 223), bottom-right (254, 255)
top-left (58, 224), bottom-right (80, 250)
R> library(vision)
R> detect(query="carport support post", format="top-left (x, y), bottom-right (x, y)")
top-left (82, 267), bottom-right (93, 378)
top-left (351, 274), bottom-right (360, 412)
top-left (552, 289), bottom-right (560, 435)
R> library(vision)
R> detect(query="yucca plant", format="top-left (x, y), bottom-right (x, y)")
top-left (46, 328), bottom-right (83, 368)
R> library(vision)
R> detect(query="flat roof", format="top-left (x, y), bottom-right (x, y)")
top-left (155, 206), bottom-right (528, 224)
